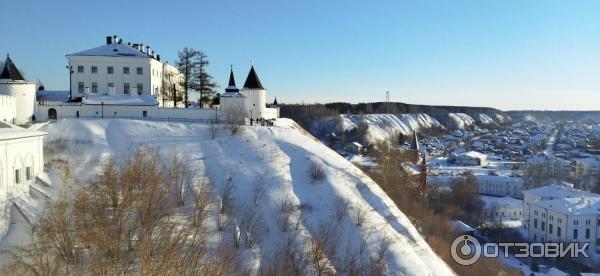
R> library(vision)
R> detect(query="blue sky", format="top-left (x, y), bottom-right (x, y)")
top-left (1, 0), bottom-right (599, 110)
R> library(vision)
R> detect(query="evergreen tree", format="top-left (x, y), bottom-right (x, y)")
top-left (198, 52), bottom-right (218, 107)
top-left (176, 48), bottom-right (200, 107)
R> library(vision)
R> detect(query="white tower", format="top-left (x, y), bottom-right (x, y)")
top-left (0, 55), bottom-right (37, 124)
top-left (240, 65), bottom-right (267, 119)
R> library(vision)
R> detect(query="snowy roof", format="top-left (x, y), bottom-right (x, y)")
top-left (524, 184), bottom-right (595, 199)
top-left (82, 95), bottom-right (158, 106)
top-left (451, 220), bottom-right (476, 232)
top-left (220, 91), bottom-right (245, 98)
top-left (68, 42), bottom-right (154, 58)
top-left (534, 196), bottom-right (600, 215)
top-left (459, 151), bottom-right (487, 159)
top-left (0, 122), bottom-right (46, 140)
top-left (481, 196), bottom-right (523, 209)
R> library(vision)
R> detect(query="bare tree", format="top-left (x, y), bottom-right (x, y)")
top-left (309, 159), bottom-right (326, 182)
top-left (334, 198), bottom-right (349, 223)
top-left (353, 202), bottom-right (368, 228)
top-left (225, 104), bottom-right (245, 134)
top-left (165, 155), bottom-right (193, 206)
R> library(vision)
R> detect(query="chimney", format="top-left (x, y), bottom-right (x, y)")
top-left (146, 46), bottom-right (150, 55)
top-left (140, 43), bottom-right (144, 52)
top-left (106, 36), bottom-right (113, 44)
top-left (157, 54), bottom-right (160, 61)
top-left (118, 38), bottom-right (123, 44)
top-left (127, 42), bottom-right (131, 46)
top-left (113, 35), bottom-right (117, 43)
top-left (133, 43), bottom-right (139, 50)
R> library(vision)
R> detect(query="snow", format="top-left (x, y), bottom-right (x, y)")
top-left (448, 113), bottom-right (476, 129)
top-left (0, 122), bottom-right (46, 140)
top-left (68, 42), bottom-right (154, 58)
top-left (478, 114), bottom-right (495, 125)
top-left (535, 196), bottom-right (600, 215)
top-left (340, 113), bottom-right (443, 143)
top-left (13, 118), bottom-right (454, 275)
top-left (83, 94), bottom-right (158, 105)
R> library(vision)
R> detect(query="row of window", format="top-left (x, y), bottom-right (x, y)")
top-left (77, 65), bottom-right (143, 75)
top-left (533, 218), bottom-right (597, 239)
top-left (78, 82), bottom-right (144, 95)
top-left (14, 166), bottom-right (33, 184)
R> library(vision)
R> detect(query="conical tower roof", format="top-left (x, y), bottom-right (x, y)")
top-left (410, 130), bottom-right (419, 151)
top-left (0, 54), bottom-right (25, 81)
top-left (243, 65), bottom-right (264, 89)
top-left (225, 66), bottom-right (239, 93)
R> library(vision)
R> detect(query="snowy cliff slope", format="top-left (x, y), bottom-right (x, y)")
top-left (33, 118), bottom-right (454, 275)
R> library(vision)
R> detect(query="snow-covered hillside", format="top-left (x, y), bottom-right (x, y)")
top-left (28, 119), bottom-right (453, 275)
top-left (339, 113), bottom-right (444, 143)
top-left (447, 113), bottom-right (477, 129)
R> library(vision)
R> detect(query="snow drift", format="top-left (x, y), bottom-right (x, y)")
top-left (33, 118), bottom-right (453, 275)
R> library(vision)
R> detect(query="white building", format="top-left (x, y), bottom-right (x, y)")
top-left (478, 175), bottom-right (524, 198)
top-left (526, 155), bottom-right (572, 179)
top-left (0, 121), bottom-right (46, 236)
top-left (481, 195), bottom-right (523, 227)
top-left (0, 55), bottom-right (37, 125)
top-left (448, 151), bottom-right (488, 166)
top-left (573, 157), bottom-right (600, 190)
top-left (67, 36), bottom-right (183, 106)
top-left (528, 195), bottom-right (600, 256)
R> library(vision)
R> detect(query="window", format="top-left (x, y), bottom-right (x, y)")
top-left (137, 67), bottom-right (143, 75)
top-left (574, 220), bottom-right (579, 225)
top-left (549, 224), bottom-right (553, 234)
top-left (15, 169), bottom-right (20, 184)
top-left (123, 67), bottom-right (130, 74)
top-left (77, 66), bottom-right (84, 73)
top-left (91, 66), bottom-right (98, 73)
top-left (586, 229), bottom-right (590, 239)
top-left (557, 227), bottom-right (561, 236)
top-left (92, 82), bottom-right (98, 93)
top-left (78, 82), bottom-right (84, 93)
top-left (143, 110), bottom-right (148, 117)
top-left (26, 167), bottom-right (32, 180)
top-left (534, 219), bottom-right (538, 229)
top-left (586, 219), bottom-right (591, 225)
top-left (108, 82), bottom-right (114, 88)
top-left (107, 66), bottom-right (114, 74)
top-left (124, 83), bottom-right (130, 94)
top-left (137, 83), bottom-right (143, 95)
top-left (574, 229), bottom-right (578, 239)
top-left (541, 222), bottom-right (545, 231)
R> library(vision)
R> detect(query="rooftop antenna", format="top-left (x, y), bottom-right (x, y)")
top-left (251, 58), bottom-right (254, 65)
top-left (386, 91), bottom-right (390, 114)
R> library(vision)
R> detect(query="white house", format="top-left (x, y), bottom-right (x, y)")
top-left (66, 35), bottom-right (183, 106)
top-left (448, 151), bottom-right (488, 166)
top-left (481, 195), bottom-right (523, 228)
top-left (0, 121), bottom-right (46, 237)
top-left (528, 195), bottom-right (600, 256)
top-left (0, 55), bottom-right (37, 125)
top-left (478, 175), bottom-right (524, 198)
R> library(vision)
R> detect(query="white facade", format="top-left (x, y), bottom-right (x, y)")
top-left (528, 196), bottom-right (600, 256)
top-left (67, 37), bottom-right (183, 107)
top-left (478, 175), bottom-right (524, 198)
top-left (448, 151), bottom-right (488, 166)
top-left (0, 123), bottom-right (45, 237)
top-left (0, 95), bottom-right (16, 123)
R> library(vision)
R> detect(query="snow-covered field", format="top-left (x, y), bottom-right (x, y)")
top-left (3, 118), bottom-right (454, 275)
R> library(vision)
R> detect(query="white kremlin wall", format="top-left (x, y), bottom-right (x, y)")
top-left (0, 95), bottom-right (16, 123)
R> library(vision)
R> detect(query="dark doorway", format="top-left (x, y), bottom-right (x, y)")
top-left (48, 108), bottom-right (57, 120)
